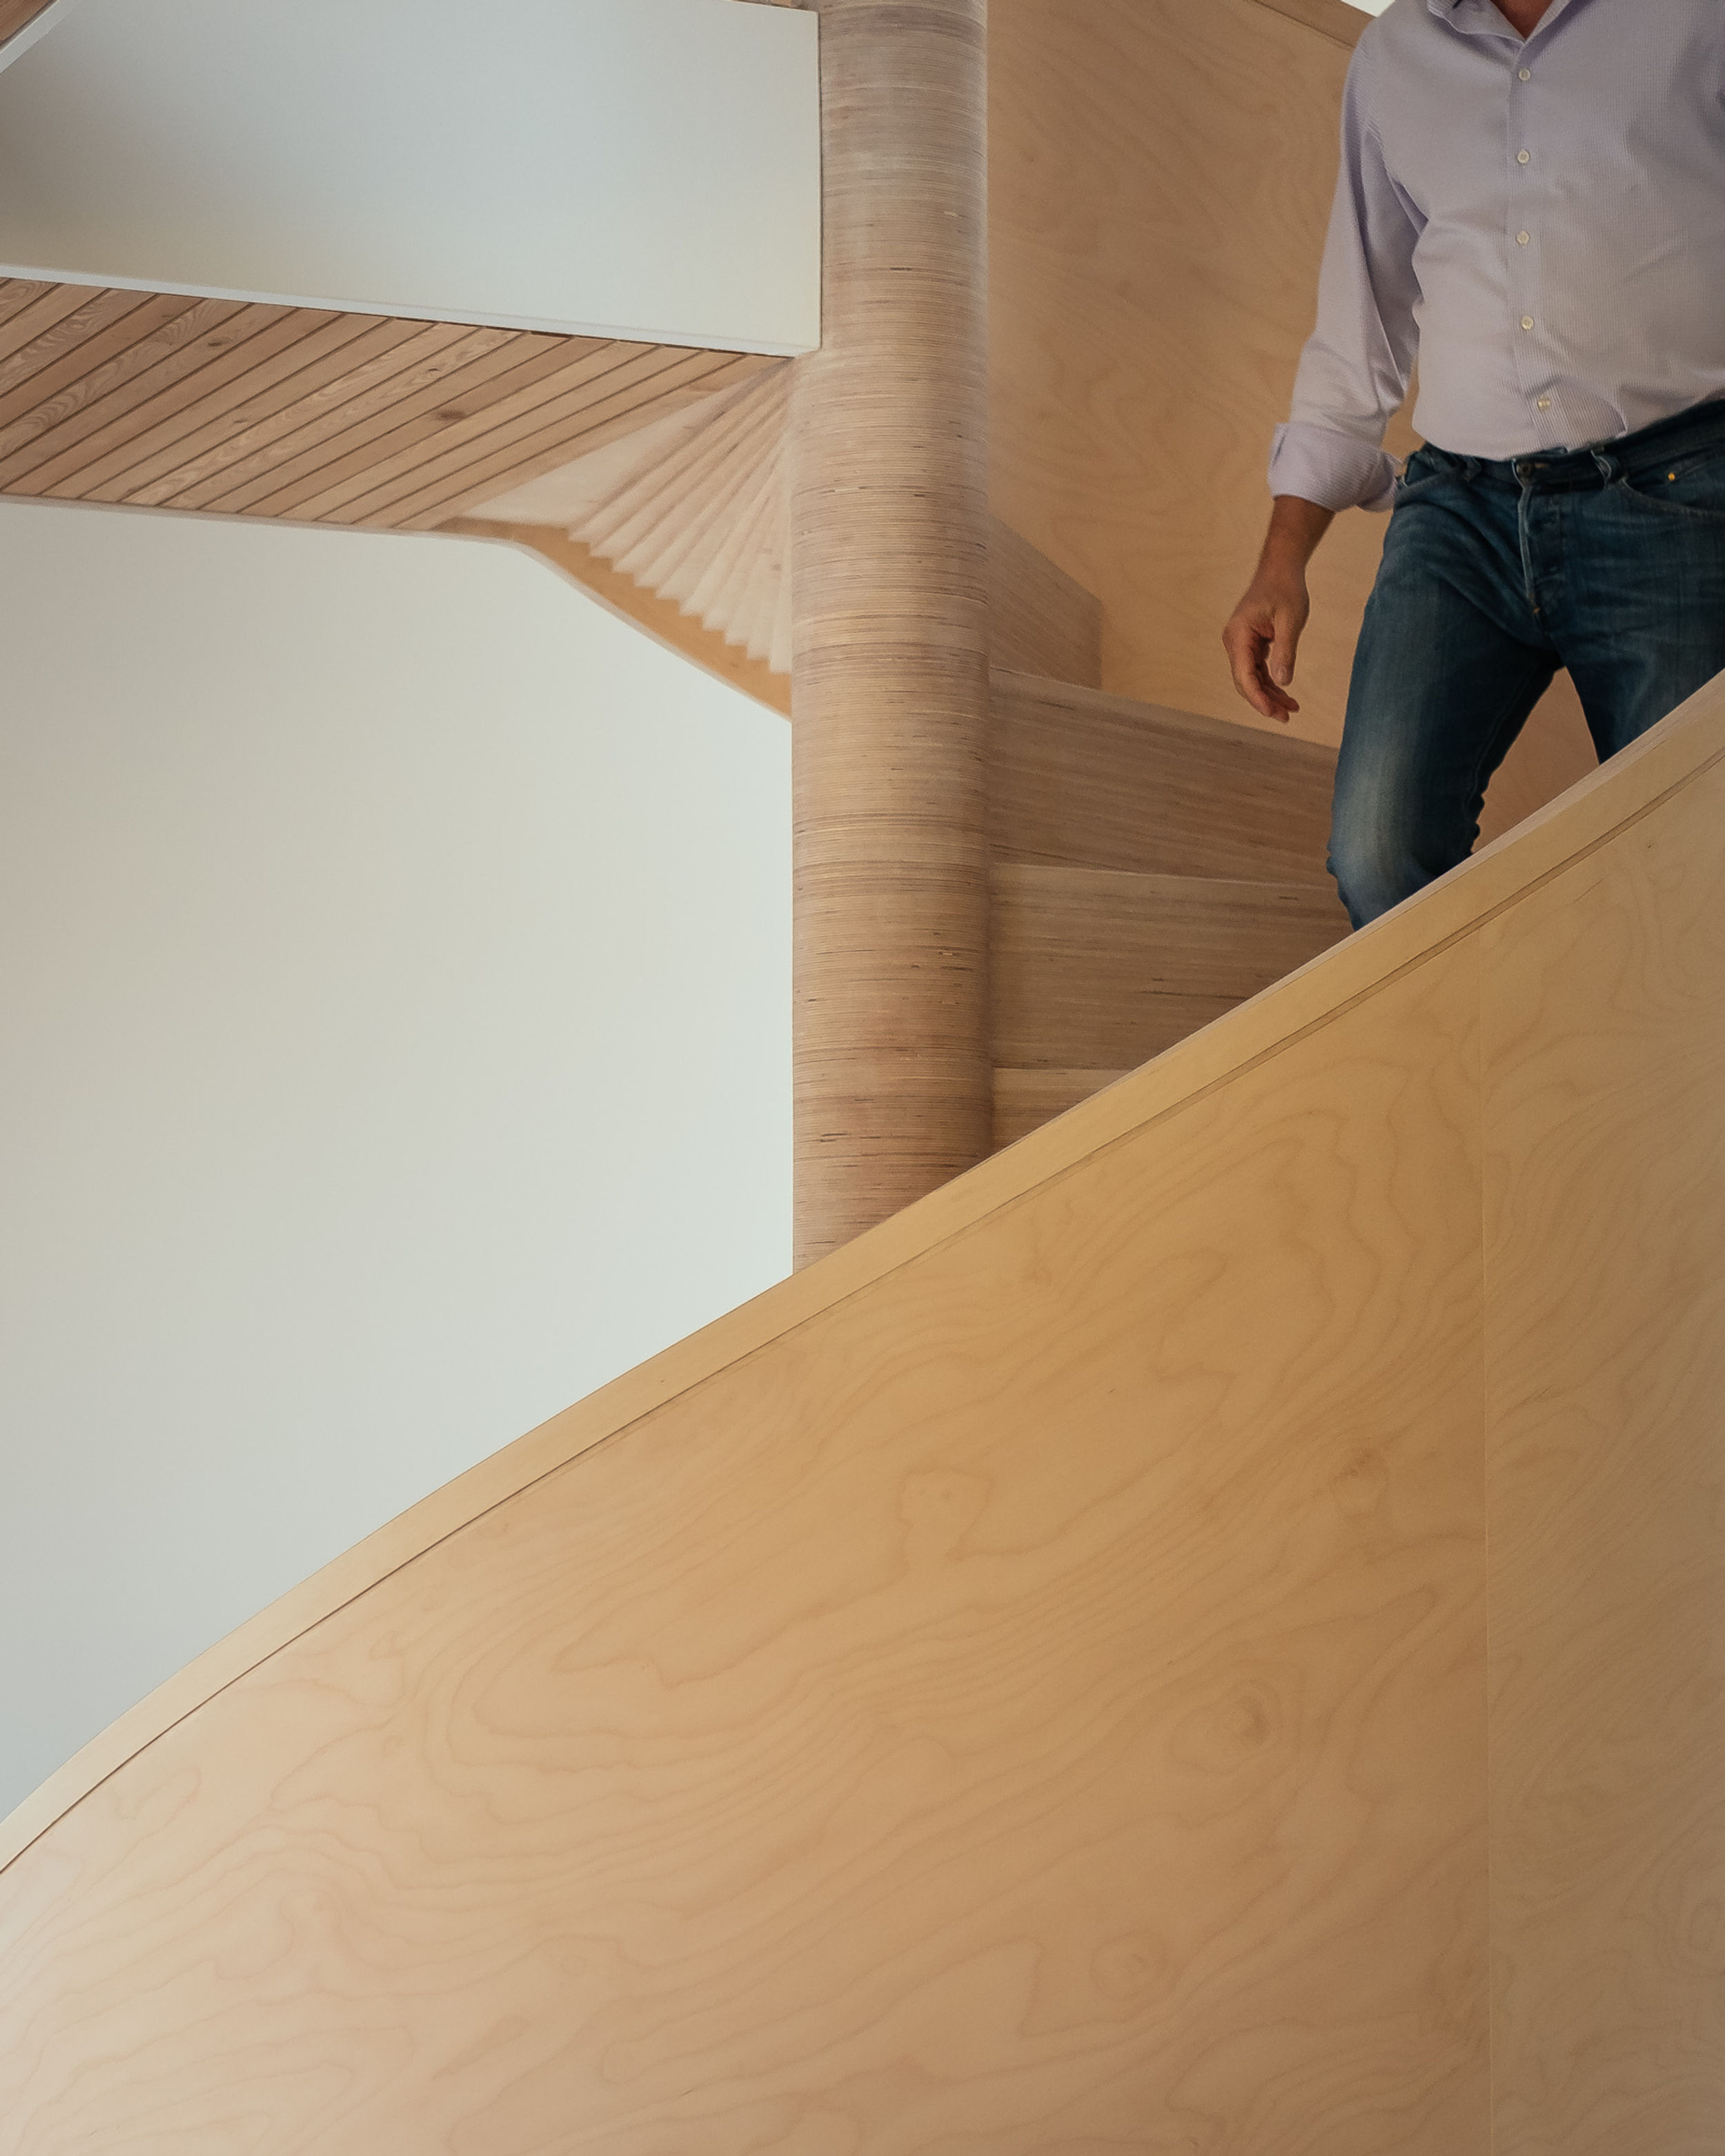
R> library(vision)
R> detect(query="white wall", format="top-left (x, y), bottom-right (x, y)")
top-left (0, 501), bottom-right (791, 1822)
top-left (0, 0), bottom-right (820, 353)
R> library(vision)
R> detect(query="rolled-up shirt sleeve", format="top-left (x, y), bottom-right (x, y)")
top-left (1269, 39), bottom-right (1423, 514)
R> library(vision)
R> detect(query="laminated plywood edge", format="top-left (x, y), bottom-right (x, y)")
top-left (1245, 0), bottom-right (1370, 52)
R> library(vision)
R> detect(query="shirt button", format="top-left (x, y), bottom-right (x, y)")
top-left (1518, 149), bottom-right (1531, 164)
top-left (1519, 67), bottom-right (1532, 80)
top-left (1521, 316), bottom-right (1535, 330)
top-left (1537, 396), bottom-right (1552, 411)
top-left (1517, 230), bottom-right (1530, 245)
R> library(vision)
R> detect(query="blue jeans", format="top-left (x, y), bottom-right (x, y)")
top-left (1330, 398), bottom-right (1725, 929)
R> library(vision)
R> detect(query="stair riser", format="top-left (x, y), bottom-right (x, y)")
top-left (992, 674), bottom-right (1339, 884)
top-left (991, 864), bottom-right (1348, 1072)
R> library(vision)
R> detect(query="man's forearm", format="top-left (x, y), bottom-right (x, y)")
top-left (1260, 495), bottom-right (1336, 578)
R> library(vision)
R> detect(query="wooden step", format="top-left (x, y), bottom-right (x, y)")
top-left (990, 861), bottom-right (1348, 1076)
top-left (985, 517), bottom-right (1101, 688)
top-left (991, 669), bottom-right (1338, 884)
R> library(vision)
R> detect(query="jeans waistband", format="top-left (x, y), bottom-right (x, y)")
top-left (1421, 397), bottom-right (1725, 493)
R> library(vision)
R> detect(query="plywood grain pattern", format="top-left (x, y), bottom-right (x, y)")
top-left (790, 0), bottom-right (994, 1267)
top-left (992, 862), bottom-right (1348, 1071)
top-left (989, 671), bottom-right (1339, 884)
top-left (1482, 756), bottom-right (1725, 2153)
top-left (0, 943), bottom-right (1489, 2153)
top-left (1245, 0), bottom-right (1368, 50)
top-left (992, 1065), bottom-right (1130, 1150)
top-left (989, 0), bottom-right (1376, 738)
top-left (12, 673), bottom-right (1725, 1907)
top-left (0, 278), bottom-right (776, 528)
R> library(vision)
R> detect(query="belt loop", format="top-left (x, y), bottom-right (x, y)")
top-left (1592, 448), bottom-right (1619, 484)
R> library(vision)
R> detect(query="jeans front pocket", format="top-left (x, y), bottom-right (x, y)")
top-left (1391, 458), bottom-right (1459, 510)
top-left (1615, 445), bottom-right (1725, 521)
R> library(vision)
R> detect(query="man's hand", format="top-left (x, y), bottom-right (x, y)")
top-left (1222, 496), bottom-right (1336, 722)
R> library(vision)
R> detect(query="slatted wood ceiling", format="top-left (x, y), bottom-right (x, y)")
top-left (0, 279), bottom-right (780, 530)
top-left (0, 0), bottom-right (55, 45)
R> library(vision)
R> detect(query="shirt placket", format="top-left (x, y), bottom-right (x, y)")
top-left (1506, 36), bottom-right (1558, 442)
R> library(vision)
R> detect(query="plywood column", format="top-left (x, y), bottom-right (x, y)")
top-left (789, 0), bottom-right (992, 1269)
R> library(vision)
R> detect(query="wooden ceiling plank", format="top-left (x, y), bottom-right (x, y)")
top-left (0, 1), bottom-right (57, 42)
top-left (75, 310), bottom-right (393, 504)
top-left (0, 281), bottom-right (113, 373)
top-left (0, 298), bottom-right (211, 447)
top-left (326, 344), bottom-right (706, 527)
top-left (395, 366), bottom-right (779, 533)
top-left (0, 297), bottom-right (203, 449)
top-left (0, 277), bottom-right (782, 555)
top-left (0, 286), bottom-right (155, 411)
top-left (0, 296), bottom-right (260, 488)
top-left (253, 336), bottom-right (656, 526)
top-left (166, 319), bottom-right (492, 513)
top-left (310, 337), bottom-right (691, 508)
top-left (28, 308), bottom-right (351, 500)
top-left (227, 328), bottom-right (594, 520)
top-left (337, 357), bottom-right (709, 528)
top-left (0, 279), bottom-right (56, 335)
top-left (117, 313), bottom-right (436, 508)
top-left (190, 323), bottom-right (529, 517)
top-left (327, 345), bottom-right (747, 530)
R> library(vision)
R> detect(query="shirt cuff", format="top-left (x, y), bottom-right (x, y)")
top-left (1268, 422), bottom-right (1400, 514)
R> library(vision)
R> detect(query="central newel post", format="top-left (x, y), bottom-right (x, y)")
top-left (789, 0), bottom-right (993, 1269)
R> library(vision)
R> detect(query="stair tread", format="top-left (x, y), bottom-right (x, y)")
top-left (991, 664), bottom-right (1337, 887)
top-left (992, 667), bottom-right (1340, 769)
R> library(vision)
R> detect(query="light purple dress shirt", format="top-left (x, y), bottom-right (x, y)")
top-left (1270, 0), bottom-right (1725, 513)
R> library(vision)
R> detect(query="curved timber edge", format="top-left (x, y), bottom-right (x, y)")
top-left (5, 669), bottom-right (1723, 1885)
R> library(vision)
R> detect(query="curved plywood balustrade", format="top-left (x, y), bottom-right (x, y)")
top-left (4, 675), bottom-right (1725, 2148)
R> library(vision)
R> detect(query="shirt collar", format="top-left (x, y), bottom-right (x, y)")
top-left (1431, 0), bottom-right (1584, 41)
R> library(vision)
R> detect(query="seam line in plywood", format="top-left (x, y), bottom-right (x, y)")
top-left (5, 726), bottom-right (1722, 1879)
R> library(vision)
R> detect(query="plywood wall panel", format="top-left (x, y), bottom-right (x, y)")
top-left (8, 587), bottom-right (1725, 2144)
top-left (1482, 756), bottom-right (1725, 2153)
top-left (0, 944), bottom-right (1490, 2153)
top-left (989, 0), bottom-right (1377, 739)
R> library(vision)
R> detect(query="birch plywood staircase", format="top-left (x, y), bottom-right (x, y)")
top-left (17, 2), bottom-right (1722, 2144)
top-left (988, 673), bottom-right (1346, 1144)
top-left (8, 665), bottom-right (1725, 2153)
top-left (455, 380), bottom-right (1352, 1141)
